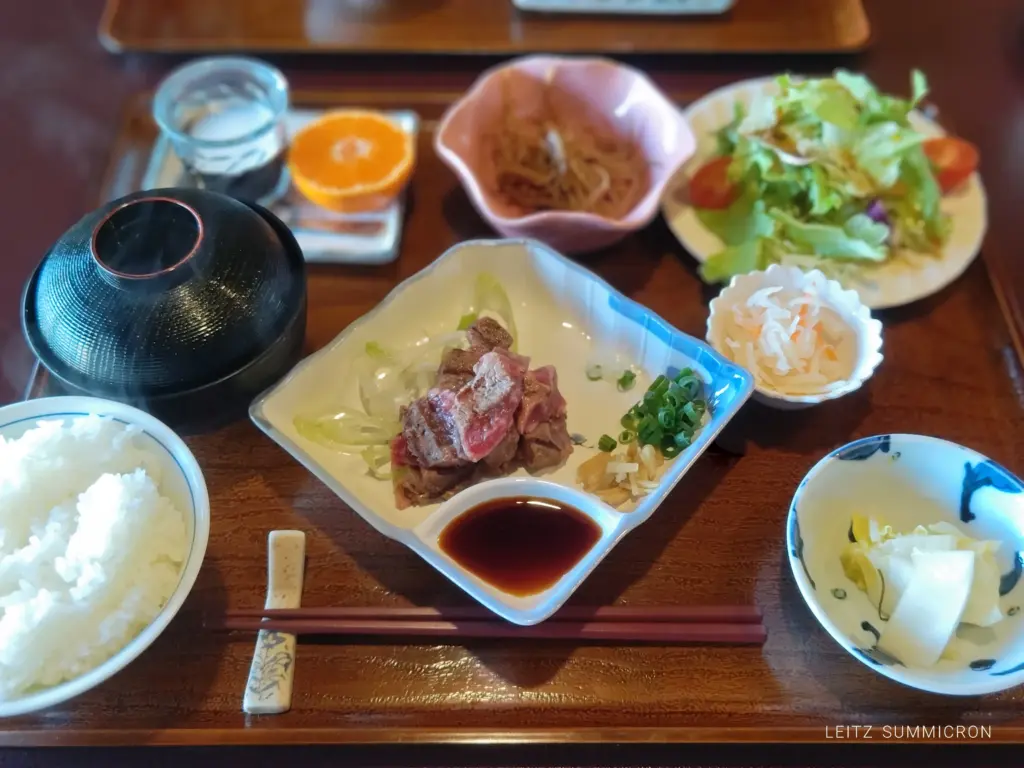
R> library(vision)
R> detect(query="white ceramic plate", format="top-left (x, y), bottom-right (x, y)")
top-left (662, 77), bottom-right (989, 309)
top-left (251, 238), bottom-right (753, 624)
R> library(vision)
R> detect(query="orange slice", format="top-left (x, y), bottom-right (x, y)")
top-left (288, 110), bottom-right (415, 213)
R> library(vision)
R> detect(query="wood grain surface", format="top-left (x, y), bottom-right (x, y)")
top-left (97, 0), bottom-right (871, 55)
top-left (4, 0), bottom-right (1024, 760)
top-left (6, 85), bottom-right (1024, 746)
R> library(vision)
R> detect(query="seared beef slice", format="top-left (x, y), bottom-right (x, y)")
top-left (443, 349), bottom-right (527, 462)
top-left (515, 366), bottom-right (573, 472)
top-left (467, 317), bottom-right (513, 351)
top-left (401, 393), bottom-right (466, 468)
top-left (394, 465), bottom-right (473, 509)
top-left (516, 365), bottom-right (567, 433)
top-left (519, 416), bottom-right (573, 471)
top-left (436, 347), bottom-right (484, 391)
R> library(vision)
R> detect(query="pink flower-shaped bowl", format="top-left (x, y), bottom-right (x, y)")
top-left (435, 56), bottom-right (697, 255)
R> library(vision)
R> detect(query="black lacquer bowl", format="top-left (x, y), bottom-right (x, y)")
top-left (22, 188), bottom-right (307, 432)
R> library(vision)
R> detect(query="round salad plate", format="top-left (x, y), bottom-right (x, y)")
top-left (662, 77), bottom-right (989, 310)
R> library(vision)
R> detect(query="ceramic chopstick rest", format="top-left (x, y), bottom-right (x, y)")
top-left (243, 530), bottom-right (306, 715)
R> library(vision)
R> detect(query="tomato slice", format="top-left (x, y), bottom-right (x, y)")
top-left (689, 156), bottom-right (739, 209)
top-left (922, 137), bottom-right (979, 194)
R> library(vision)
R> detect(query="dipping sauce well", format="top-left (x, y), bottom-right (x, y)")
top-left (438, 497), bottom-right (602, 596)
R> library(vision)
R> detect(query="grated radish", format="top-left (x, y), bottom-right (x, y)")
top-left (721, 284), bottom-right (854, 395)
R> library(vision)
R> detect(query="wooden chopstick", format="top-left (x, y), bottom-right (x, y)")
top-left (221, 604), bottom-right (763, 624)
top-left (208, 617), bottom-right (766, 645)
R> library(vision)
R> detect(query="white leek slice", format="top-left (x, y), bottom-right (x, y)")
top-left (959, 538), bottom-right (1005, 627)
top-left (877, 549), bottom-right (975, 667)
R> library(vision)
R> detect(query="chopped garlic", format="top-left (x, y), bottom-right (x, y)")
top-left (576, 441), bottom-right (666, 509)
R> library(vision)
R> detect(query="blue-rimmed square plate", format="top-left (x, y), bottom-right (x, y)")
top-left (250, 239), bottom-right (753, 621)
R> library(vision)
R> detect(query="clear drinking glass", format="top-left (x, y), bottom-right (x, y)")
top-left (153, 57), bottom-right (289, 205)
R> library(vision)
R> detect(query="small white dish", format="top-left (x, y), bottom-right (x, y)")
top-left (251, 238), bottom-right (753, 624)
top-left (706, 264), bottom-right (883, 410)
top-left (788, 433), bottom-right (1024, 696)
top-left (412, 477), bottom-right (623, 624)
top-left (0, 396), bottom-right (209, 718)
top-left (661, 76), bottom-right (988, 309)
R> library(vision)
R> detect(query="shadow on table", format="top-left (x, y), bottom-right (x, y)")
top-left (728, 393), bottom-right (872, 455)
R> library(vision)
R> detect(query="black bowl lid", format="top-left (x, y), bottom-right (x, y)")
top-left (23, 189), bottom-right (306, 398)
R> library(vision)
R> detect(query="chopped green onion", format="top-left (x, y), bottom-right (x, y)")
top-left (616, 369), bottom-right (637, 391)
top-left (586, 363), bottom-right (604, 381)
top-left (657, 407), bottom-right (676, 430)
top-left (457, 313), bottom-right (478, 330)
top-left (681, 401), bottom-right (700, 426)
top-left (637, 416), bottom-right (662, 446)
top-left (598, 434), bottom-right (617, 452)
top-left (605, 365), bottom-right (709, 459)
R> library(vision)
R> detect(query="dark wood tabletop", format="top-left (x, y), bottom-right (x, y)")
top-left (3, 0), bottom-right (1024, 765)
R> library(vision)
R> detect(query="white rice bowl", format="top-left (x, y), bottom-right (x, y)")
top-left (0, 397), bottom-right (208, 717)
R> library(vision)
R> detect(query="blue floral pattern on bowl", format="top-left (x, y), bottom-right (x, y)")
top-left (787, 434), bottom-right (1024, 695)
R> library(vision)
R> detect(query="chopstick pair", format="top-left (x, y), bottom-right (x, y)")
top-left (208, 605), bottom-right (766, 645)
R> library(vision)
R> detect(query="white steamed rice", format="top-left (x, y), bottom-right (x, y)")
top-left (0, 415), bottom-right (188, 701)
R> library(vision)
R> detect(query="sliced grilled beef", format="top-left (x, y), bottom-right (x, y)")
top-left (481, 422), bottom-right (521, 473)
top-left (516, 365), bottom-right (568, 434)
top-left (401, 392), bottom-right (466, 468)
top-left (436, 347), bottom-right (484, 391)
top-left (437, 348), bottom-right (528, 462)
top-left (467, 316), bottom-right (513, 351)
top-left (519, 416), bottom-right (573, 472)
top-left (394, 465), bottom-right (474, 509)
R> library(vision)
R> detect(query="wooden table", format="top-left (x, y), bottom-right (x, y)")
top-left (3, 0), bottom-right (1024, 764)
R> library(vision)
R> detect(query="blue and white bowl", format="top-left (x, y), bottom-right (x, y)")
top-left (788, 434), bottom-right (1024, 695)
top-left (0, 396), bottom-right (209, 717)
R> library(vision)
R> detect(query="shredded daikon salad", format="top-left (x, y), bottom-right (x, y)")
top-left (721, 285), bottom-right (854, 395)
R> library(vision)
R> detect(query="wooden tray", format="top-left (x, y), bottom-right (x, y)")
top-left (98, 0), bottom-right (871, 55)
top-left (7, 86), bottom-right (1024, 748)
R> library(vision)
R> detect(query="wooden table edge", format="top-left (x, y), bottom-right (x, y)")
top-left (1, 725), bottom-right (1020, 748)
top-left (95, 0), bottom-right (872, 56)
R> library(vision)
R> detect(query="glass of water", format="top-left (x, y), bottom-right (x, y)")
top-left (153, 57), bottom-right (289, 205)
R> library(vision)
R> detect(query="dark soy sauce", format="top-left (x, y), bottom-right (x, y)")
top-left (438, 497), bottom-right (602, 596)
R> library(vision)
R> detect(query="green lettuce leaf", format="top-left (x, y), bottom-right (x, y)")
top-left (770, 210), bottom-right (889, 262)
top-left (700, 239), bottom-right (764, 283)
top-left (695, 189), bottom-right (775, 247)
